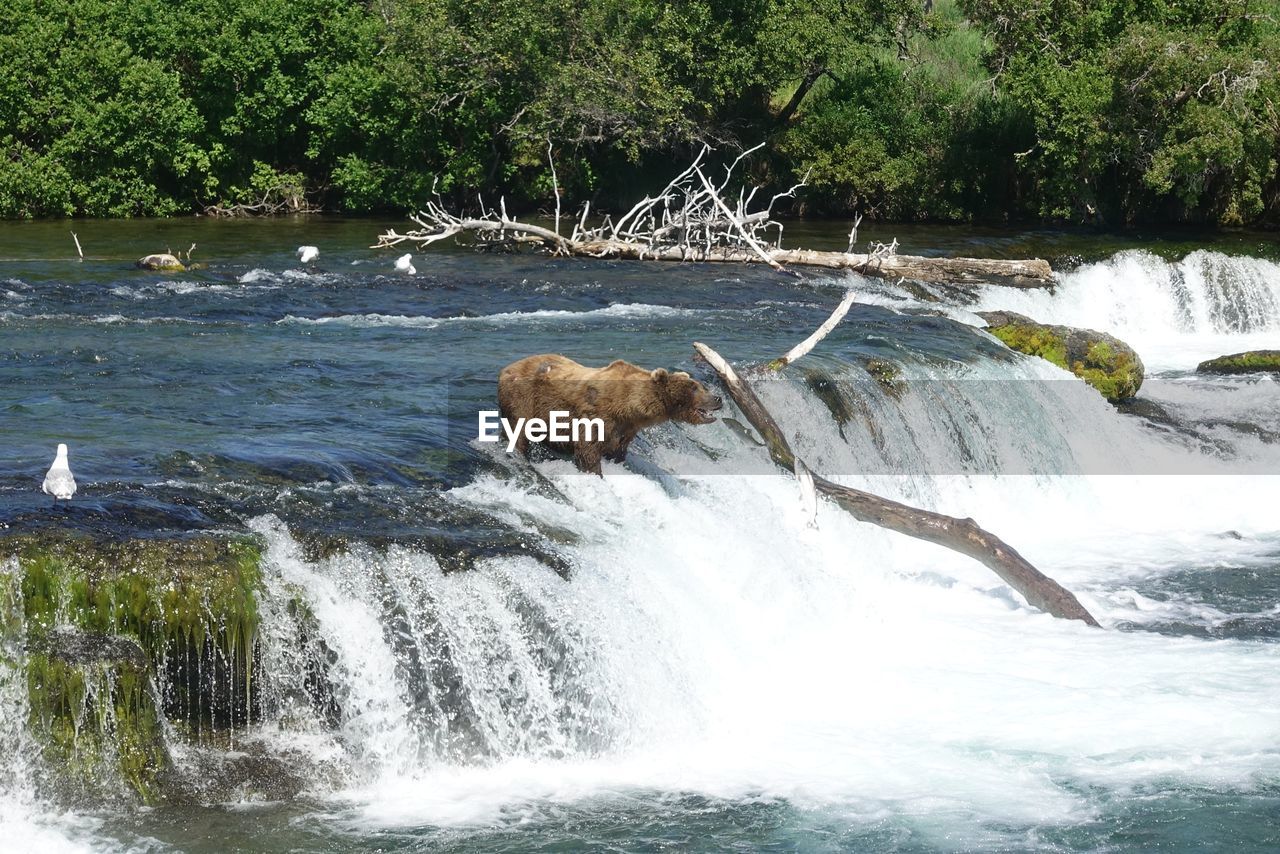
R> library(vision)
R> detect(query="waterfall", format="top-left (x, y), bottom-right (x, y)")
top-left (3, 247), bottom-right (1280, 849)
top-left (970, 250), bottom-right (1280, 371)
top-left (221, 347), bottom-right (1280, 831)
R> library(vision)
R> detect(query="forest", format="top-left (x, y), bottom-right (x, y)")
top-left (1, 0), bottom-right (1277, 226)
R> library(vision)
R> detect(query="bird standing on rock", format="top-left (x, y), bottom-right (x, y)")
top-left (297, 245), bottom-right (319, 264)
top-left (395, 253), bottom-right (416, 275)
top-left (42, 443), bottom-right (77, 499)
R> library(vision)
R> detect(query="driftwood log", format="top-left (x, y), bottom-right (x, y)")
top-left (692, 315), bottom-right (1099, 627)
top-left (564, 242), bottom-right (1052, 284)
top-left (376, 144), bottom-right (1053, 287)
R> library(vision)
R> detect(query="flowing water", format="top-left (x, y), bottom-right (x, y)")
top-left (1, 219), bottom-right (1279, 851)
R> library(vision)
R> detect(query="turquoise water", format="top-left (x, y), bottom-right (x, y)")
top-left (3, 217), bottom-right (1280, 852)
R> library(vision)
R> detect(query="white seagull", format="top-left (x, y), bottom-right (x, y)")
top-left (42, 443), bottom-right (77, 500)
top-left (394, 253), bottom-right (416, 275)
top-left (296, 245), bottom-right (319, 264)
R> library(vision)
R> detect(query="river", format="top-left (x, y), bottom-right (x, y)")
top-left (1, 217), bottom-right (1279, 851)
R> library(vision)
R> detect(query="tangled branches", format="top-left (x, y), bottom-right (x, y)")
top-left (374, 145), bottom-right (1054, 286)
top-left (376, 143), bottom-right (804, 271)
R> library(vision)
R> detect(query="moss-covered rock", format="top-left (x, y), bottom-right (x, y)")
top-left (24, 638), bottom-right (167, 804)
top-left (803, 368), bottom-right (853, 439)
top-left (0, 534), bottom-right (264, 804)
top-left (1196, 350), bottom-right (1280, 375)
top-left (863, 358), bottom-right (905, 399)
top-left (978, 310), bottom-right (1145, 403)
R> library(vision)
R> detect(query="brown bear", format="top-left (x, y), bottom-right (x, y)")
top-left (497, 354), bottom-right (723, 475)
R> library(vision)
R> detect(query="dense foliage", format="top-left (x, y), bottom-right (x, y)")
top-left (0, 0), bottom-right (1276, 225)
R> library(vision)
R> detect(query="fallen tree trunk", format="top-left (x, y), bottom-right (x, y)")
top-left (375, 144), bottom-right (1054, 287)
top-left (692, 341), bottom-right (1100, 627)
top-left (569, 241), bottom-right (1053, 285)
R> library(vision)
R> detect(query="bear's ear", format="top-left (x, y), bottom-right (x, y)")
top-left (650, 368), bottom-right (669, 383)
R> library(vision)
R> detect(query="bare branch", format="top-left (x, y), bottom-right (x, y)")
top-left (766, 290), bottom-right (857, 370)
top-left (547, 137), bottom-right (561, 241)
top-left (846, 214), bottom-right (863, 253)
top-left (372, 145), bottom-right (1052, 286)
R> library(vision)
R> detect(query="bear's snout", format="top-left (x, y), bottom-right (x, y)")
top-left (688, 390), bottom-right (723, 424)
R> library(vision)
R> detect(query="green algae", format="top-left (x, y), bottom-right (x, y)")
top-left (864, 358), bottom-right (905, 399)
top-left (987, 322), bottom-right (1143, 403)
top-left (1197, 350), bottom-right (1280, 375)
top-left (13, 536), bottom-right (260, 681)
top-left (0, 534), bottom-right (264, 804)
top-left (1072, 340), bottom-right (1143, 402)
top-left (989, 324), bottom-right (1069, 371)
top-left (25, 650), bottom-right (166, 804)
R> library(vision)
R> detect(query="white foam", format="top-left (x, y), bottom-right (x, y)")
top-left (277, 303), bottom-right (716, 329)
top-left (970, 250), bottom-right (1280, 372)
top-left (239, 268), bottom-right (277, 284)
top-left (0, 311), bottom-right (201, 325)
top-left (302, 460), bottom-right (1280, 836)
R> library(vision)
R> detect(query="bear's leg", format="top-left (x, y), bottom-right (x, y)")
top-left (605, 435), bottom-right (633, 464)
top-left (573, 442), bottom-right (604, 476)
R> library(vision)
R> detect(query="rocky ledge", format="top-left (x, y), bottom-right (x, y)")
top-left (1196, 350), bottom-right (1280, 375)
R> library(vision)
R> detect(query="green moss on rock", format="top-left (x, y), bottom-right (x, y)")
top-left (1071, 340), bottom-right (1142, 403)
top-left (988, 324), bottom-right (1069, 370)
top-left (1196, 350), bottom-right (1280, 375)
top-left (979, 311), bottom-right (1144, 403)
top-left (864, 358), bottom-right (905, 399)
top-left (0, 534), bottom-right (264, 805)
top-left (12, 536), bottom-right (260, 674)
top-left (26, 647), bottom-right (167, 804)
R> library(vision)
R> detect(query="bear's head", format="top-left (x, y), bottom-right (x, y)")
top-left (651, 369), bottom-right (723, 425)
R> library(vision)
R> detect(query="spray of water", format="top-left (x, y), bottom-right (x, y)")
top-left (970, 250), bottom-right (1280, 371)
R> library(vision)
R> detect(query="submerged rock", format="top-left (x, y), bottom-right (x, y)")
top-left (162, 743), bottom-right (308, 804)
top-left (863, 358), bottom-right (905, 399)
top-left (802, 368), bottom-right (853, 439)
top-left (136, 253), bottom-right (185, 271)
top-left (1196, 350), bottom-right (1280, 375)
top-left (977, 311), bottom-right (1145, 403)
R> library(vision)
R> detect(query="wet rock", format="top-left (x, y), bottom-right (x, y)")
top-left (136, 253), bottom-right (185, 271)
top-left (802, 368), bottom-right (853, 439)
top-left (863, 358), bottom-right (905, 399)
top-left (1, 533), bottom-right (263, 805)
top-left (28, 626), bottom-right (148, 670)
top-left (162, 744), bottom-right (308, 804)
top-left (977, 311), bottom-right (1145, 403)
top-left (1196, 350), bottom-right (1280, 375)
top-left (22, 643), bottom-right (168, 806)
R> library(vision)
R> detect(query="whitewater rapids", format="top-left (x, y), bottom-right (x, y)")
top-left (3, 241), bottom-right (1279, 850)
